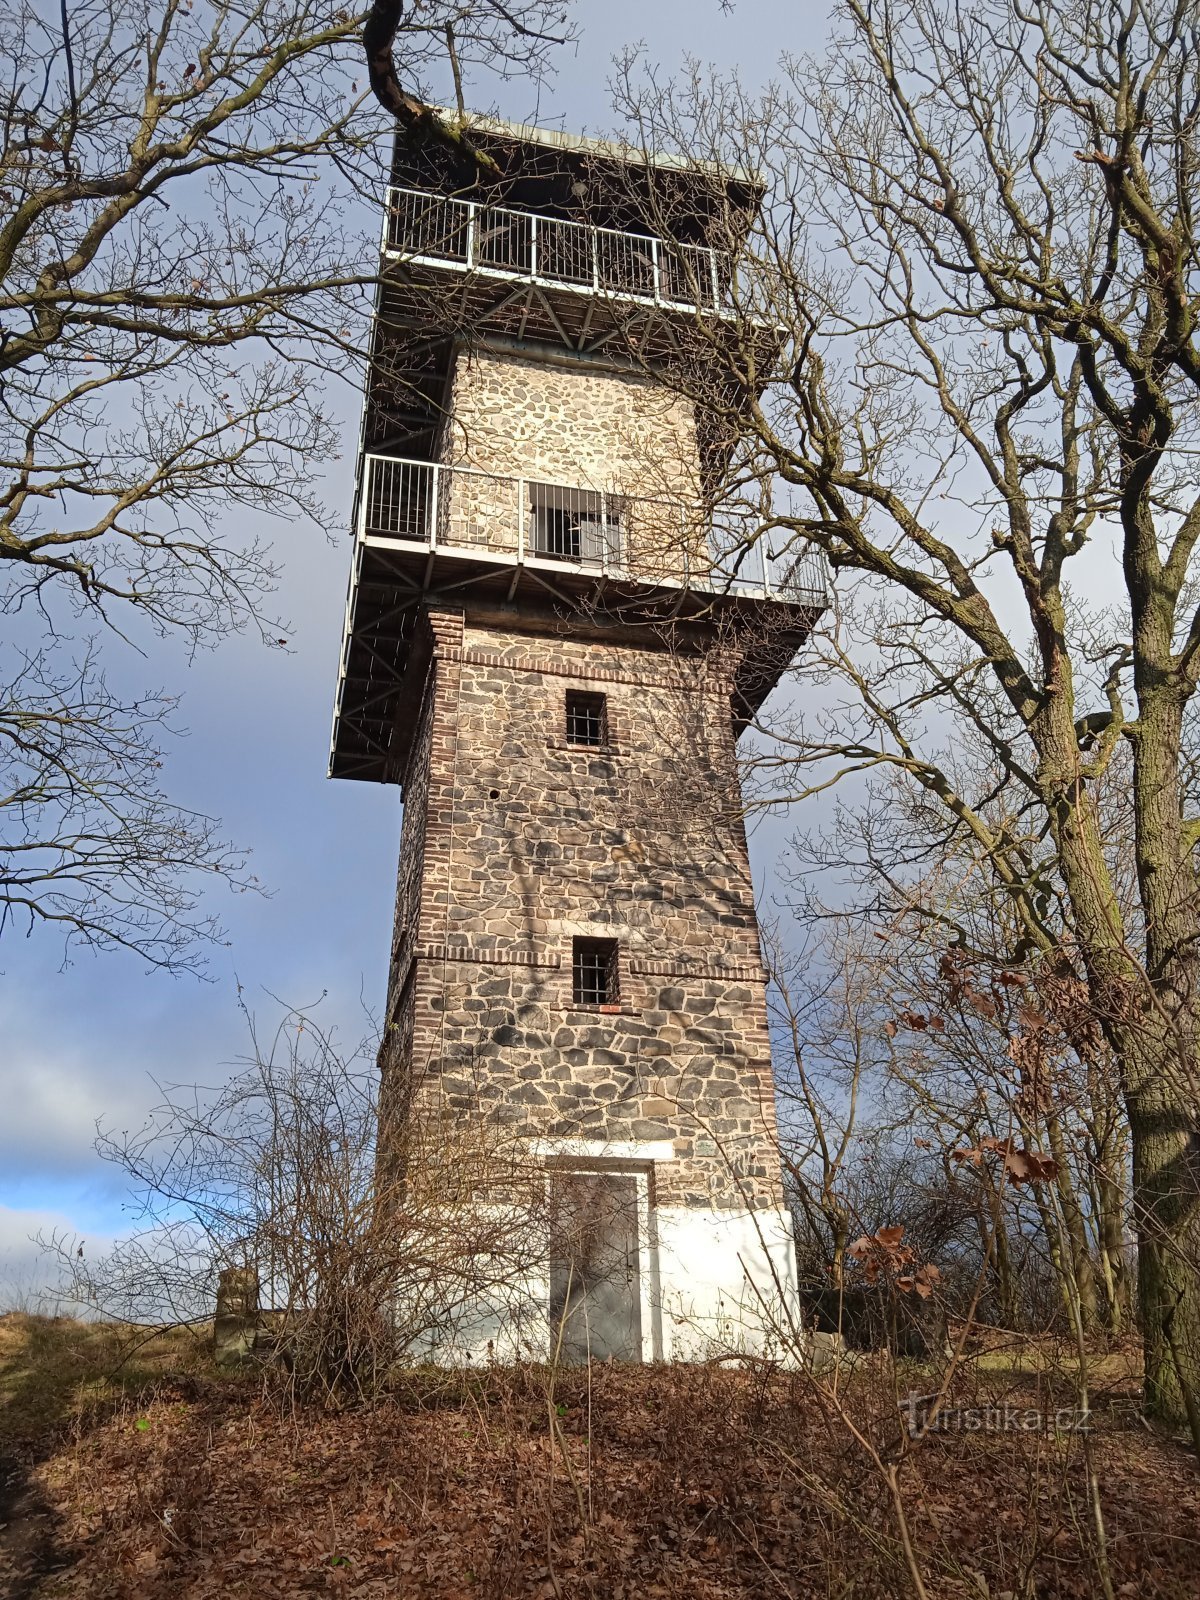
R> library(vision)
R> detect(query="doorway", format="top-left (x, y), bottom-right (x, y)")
top-left (548, 1170), bottom-right (642, 1362)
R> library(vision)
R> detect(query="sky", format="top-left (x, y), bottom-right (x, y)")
top-left (0, 0), bottom-right (837, 1302)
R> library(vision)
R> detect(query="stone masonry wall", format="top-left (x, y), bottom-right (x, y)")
top-left (378, 609), bottom-right (461, 1146)
top-left (383, 607), bottom-right (784, 1210)
top-left (442, 347), bottom-right (698, 498)
top-left (437, 348), bottom-right (709, 583)
top-left (390, 664), bottom-right (435, 970)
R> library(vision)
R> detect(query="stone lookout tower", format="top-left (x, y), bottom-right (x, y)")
top-left (329, 114), bottom-right (826, 1361)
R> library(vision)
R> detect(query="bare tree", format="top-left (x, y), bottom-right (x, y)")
top-left (776, 737), bottom-right (1134, 1334)
top-left (614, 0), bottom-right (1200, 1423)
top-left (0, 645), bottom-right (247, 968)
top-left (0, 0), bottom-right (567, 968)
top-left (766, 920), bottom-right (875, 1290)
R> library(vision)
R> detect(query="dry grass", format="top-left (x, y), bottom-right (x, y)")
top-left (0, 1312), bottom-right (215, 1451)
top-left (940, 1322), bottom-right (1142, 1385)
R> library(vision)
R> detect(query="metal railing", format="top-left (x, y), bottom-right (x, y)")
top-left (773, 544), bottom-right (830, 605)
top-left (383, 186), bottom-right (731, 313)
top-left (355, 454), bottom-right (828, 605)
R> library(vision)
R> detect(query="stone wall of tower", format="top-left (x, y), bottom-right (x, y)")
top-left (442, 347), bottom-right (698, 498)
top-left (436, 345), bottom-right (715, 589)
top-left (381, 607), bottom-right (784, 1211)
top-left (377, 609), bottom-right (459, 1146)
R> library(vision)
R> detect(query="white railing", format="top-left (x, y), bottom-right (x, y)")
top-left (773, 544), bottom-right (830, 605)
top-left (383, 186), bottom-right (731, 314)
top-left (355, 454), bottom-right (828, 605)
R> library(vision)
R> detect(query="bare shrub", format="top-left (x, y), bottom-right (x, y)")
top-left (44, 1004), bottom-right (548, 1407)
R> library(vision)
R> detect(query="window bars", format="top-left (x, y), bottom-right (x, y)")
top-left (528, 482), bottom-right (623, 566)
top-left (572, 938), bottom-right (620, 1008)
top-left (565, 691), bottom-right (608, 747)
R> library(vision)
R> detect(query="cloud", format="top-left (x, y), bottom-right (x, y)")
top-left (0, 989), bottom-right (171, 1188)
top-left (0, 1202), bottom-right (114, 1313)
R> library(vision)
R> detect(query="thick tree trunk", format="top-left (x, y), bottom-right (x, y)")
top-left (1036, 694), bottom-right (1200, 1424)
top-left (1126, 687), bottom-right (1200, 1422)
top-left (1125, 1069), bottom-right (1200, 1420)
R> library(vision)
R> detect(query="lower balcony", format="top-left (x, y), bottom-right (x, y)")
top-left (354, 454), bottom-right (828, 604)
top-left (330, 455), bottom-right (828, 784)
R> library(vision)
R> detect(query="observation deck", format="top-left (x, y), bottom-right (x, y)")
top-left (328, 455), bottom-right (828, 785)
top-left (372, 113), bottom-right (758, 407)
top-left (386, 185), bottom-right (729, 308)
top-left (379, 184), bottom-right (733, 361)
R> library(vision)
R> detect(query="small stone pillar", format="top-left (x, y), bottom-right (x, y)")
top-left (213, 1266), bottom-right (260, 1368)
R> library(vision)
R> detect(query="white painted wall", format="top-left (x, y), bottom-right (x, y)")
top-left (408, 1166), bottom-right (803, 1368)
top-left (654, 1204), bottom-right (801, 1361)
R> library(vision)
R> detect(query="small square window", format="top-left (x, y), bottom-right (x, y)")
top-left (566, 690), bottom-right (607, 746)
top-left (573, 937), bottom-right (620, 1008)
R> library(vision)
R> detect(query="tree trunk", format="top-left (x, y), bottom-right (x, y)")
top-left (1126, 682), bottom-right (1200, 1422)
top-left (1085, 1061), bottom-right (1130, 1335)
top-left (1046, 1112), bottom-right (1099, 1330)
top-left (827, 1212), bottom-right (849, 1290)
top-left (1126, 1073), bottom-right (1200, 1420)
top-left (979, 1167), bottom-right (1019, 1327)
top-left (1099, 1175), bottom-right (1130, 1336)
top-left (1035, 694), bottom-right (1200, 1423)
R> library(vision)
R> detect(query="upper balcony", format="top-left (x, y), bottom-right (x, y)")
top-left (383, 187), bottom-right (733, 319)
top-left (377, 108), bottom-right (767, 385)
top-left (328, 454), bottom-right (828, 784)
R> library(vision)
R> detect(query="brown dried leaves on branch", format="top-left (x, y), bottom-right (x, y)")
top-left (951, 1135), bottom-right (1059, 1186)
top-left (845, 1224), bottom-right (942, 1297)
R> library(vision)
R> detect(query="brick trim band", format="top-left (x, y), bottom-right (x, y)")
top-left (417, 942), bottom-right (562, 969)
top-left (409, 946), bottom-right (761, 981)
top-left (628, 958), bottom-right (766, 982)
top-left (440, 644), bottom-right (729, 695)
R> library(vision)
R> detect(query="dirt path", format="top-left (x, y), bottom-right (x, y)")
top-left (0, 1453), bottom-right (72, 1600)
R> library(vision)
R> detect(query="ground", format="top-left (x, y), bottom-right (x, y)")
top-left (1, 1313), bottom-right (1198, 1598)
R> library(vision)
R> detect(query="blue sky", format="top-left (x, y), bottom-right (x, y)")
top-left (0, 0), bottom-right (835, 1298)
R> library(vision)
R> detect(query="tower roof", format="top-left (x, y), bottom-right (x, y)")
top-left (423, 109), bottom-right (764, 190)
top-left (390, 111), bottom-right (762, 248)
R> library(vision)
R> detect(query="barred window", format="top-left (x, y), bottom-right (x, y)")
top-left (573, 937), bottom-right (620, 1008)
top-left (565, 690), bottom-right (607, 746)
top-left (529, 483), bottom-right (621, 567)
